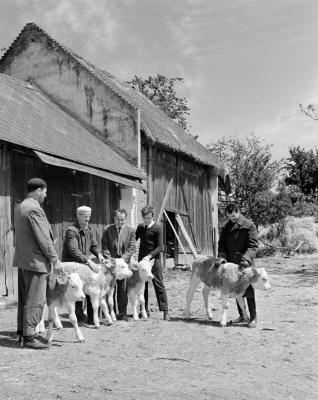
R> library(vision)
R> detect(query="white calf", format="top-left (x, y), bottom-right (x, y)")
top-left (45, 272), bottom-right (85, 343)
top-left (62, 258), bottom-right (132, 327)
top-left (127, 258), bottom-right (154, 321)
top-left (184, 256), bottom-right (271, 327)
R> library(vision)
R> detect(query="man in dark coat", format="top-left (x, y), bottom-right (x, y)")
top-left (217, 203), bottom-right (259, 328)
top-left (101, 208), bottom-right (136, 321)
top-left (136, 205), bottom-right (170, 321)
top-left (14, 177), bottom-right (63, 349)
top-left (62, 205), bottom-right (105, 324)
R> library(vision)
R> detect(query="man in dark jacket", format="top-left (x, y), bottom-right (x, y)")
top-left (217, 203), bottom-right (259, 328)
top-left (14, 177), bottom-right (63, 349)
top-left (62, 205), bottom-right (105, 324)
top-left (101, 208), bottom-right (136, 321)
top-left (136, 205), bottom-right (170, 321)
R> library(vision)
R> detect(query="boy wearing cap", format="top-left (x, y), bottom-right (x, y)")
top-left (62, 205), bottom-right (105, 324)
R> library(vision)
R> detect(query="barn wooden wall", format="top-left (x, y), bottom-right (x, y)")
top-left (149, 147), bottom-right (214, 261)
top-left (0, 143), bottom-right (120, 296)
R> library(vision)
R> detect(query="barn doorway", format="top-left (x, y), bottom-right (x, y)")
top-left (163, 210), bottom-right (177, 269)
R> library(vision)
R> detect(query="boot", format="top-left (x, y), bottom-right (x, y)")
top-left (247, 296), bottom-right (257, 328)
top-left (163, 311), bottom-right (170, 321)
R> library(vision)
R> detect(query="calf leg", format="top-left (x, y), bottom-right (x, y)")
top-left (202, 284), bottom-right (213, 320)
top-left (100, 296), bottom-right (113, 325)
top-left (53, 306), bottom-right (63, 330)
top-left (66, 303), bottom-right (84, 342)
top-left (139, 284), bottom-right (147, 319)
top-left (237, 296), bottom-right (249, 322)
top-left (128, 290), bottom-right (139, 321)
top-left (107, 284), bottom-right (117, 321)
top-left (220, 293), bottom-right (230, 327)
top-left (90, 294), bottom-right (101, 328)
top-left (35, 303), bottom-right (47, 334)
top-left (46, 304), bottom-right (56, 343)
top-left (184, 272), bottom-right (201, 318)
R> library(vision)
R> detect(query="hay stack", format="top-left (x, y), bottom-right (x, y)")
top-left (284, 216), bottom-right (318, 252)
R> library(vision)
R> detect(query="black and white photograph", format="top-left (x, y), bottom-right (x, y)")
top-left (0, 1), bottom-right (317, 399)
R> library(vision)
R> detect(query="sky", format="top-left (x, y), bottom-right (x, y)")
top-left (1, 0), bottom-right (318, 159)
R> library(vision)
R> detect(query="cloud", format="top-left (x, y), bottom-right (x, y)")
top-left (14, 0), bottom-right (125, 54)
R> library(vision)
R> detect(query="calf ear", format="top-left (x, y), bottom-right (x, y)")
top-left (48, 273), bottom-right (69, 290)
top-left (250, 268), bottom-right (261, 282)
top-left (131, 261), bottom-right (139, 271)
top-left (56, 274), bottom-right (69, 286)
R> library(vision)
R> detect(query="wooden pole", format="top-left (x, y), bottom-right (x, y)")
top-left (175, 213), bottom-right (198, 259)
top-left (156, 176), bottom-right (174, 223)
top-left (163, 210), bottom-right (190, 268)
top-left (136, 108), bottom-right (141, 170)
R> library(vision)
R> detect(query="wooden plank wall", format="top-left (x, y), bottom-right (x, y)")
top-left (0, 144), bottom-right (14, 296)
top-left (151, 148), bottom-right (215, 262)
top-left (0, 144), bottom-right (119, 295)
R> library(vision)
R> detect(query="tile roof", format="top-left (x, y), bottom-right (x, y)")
top-left (0, 73), bottom-right (146, 185)
top-left (0, 23), bottom-right (223, 173)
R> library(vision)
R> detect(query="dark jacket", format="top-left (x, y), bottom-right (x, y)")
top-left (101, 224), bottom-right (136, 264)
top-left (62, 222), bottom-right (100, 263)
top-left (135, 223), bottom-right (163, 262)
top-left (218, 215), bottom-right (258, 266)
top-left (13, 197), bottom-right (58, 272)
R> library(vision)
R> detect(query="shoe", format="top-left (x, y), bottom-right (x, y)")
top-left (23, 338), bottom-right (50, 350)
top-left (231, 315), bottom-right (245, 324)
top-left (247, 318), bottom-right (257, 328)
top-left (36, 335), bottom-right (49, 344)
top-left (163, 311), bottom-right (170, 321)
top-left (121, 314), bottom-right (130, 322)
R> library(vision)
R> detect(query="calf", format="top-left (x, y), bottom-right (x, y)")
top-left (62, 258), bottom-right (132, 327)
top-left (184, 256), bottom-right (270, 327)
top-left (46, 272), bottom-right (86, 343)
top-left (127, 258), bottom-right (154, 321)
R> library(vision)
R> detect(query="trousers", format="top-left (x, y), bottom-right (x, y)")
top-left (75, 295), bottom-right (94, 323)
top-left (144, 259), bottom-right (168, 311)
top-left (236, 284), bottom-right (256, 320)
top-left (112, 279), bottom-right (128, 315)
top-left (17, 268), bottom-right (47, 339)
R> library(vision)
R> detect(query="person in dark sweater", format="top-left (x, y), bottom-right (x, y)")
top-left (62, 206), bottom-right (105, 325)
top-left (135, 206), bottom-right (170, 321)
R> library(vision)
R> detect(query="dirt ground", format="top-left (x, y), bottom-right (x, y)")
top-left (0, 256), bottom-right (317, 400)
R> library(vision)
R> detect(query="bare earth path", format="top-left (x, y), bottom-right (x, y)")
top-left (0, 256), bottom-right (317, 400)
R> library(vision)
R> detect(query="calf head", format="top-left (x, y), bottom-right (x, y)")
top-left (64, 272), bottom-right (86, 303)
top-left (48, 272), bottom-right (85, 301)
top-left (113, 258), bottom-right (133, 280)
top-left (131, 259), bottom-right (154, 281)
top-left (247, 267), bottom-right (271, 290)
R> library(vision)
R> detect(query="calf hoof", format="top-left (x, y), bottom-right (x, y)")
top-left (183, 311), bottom-right (191, 319)
top-left (110, 313), bottom-right (117, 321)
top-left (220, 320), bottom-right (227, 328)
top-left (94, 324), bottom-right (100, 329)
top-left (206, 312), bottom-right (213, 320)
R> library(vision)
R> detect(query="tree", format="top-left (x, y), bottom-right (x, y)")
top-left (127, 74), bottom-right (193, 134)
top-left (208, 134), bottom-right (284, 226)
top-left (285, 146), bottom-right (318, 195)
top-left (299, 103), bottom-right (318, 120)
